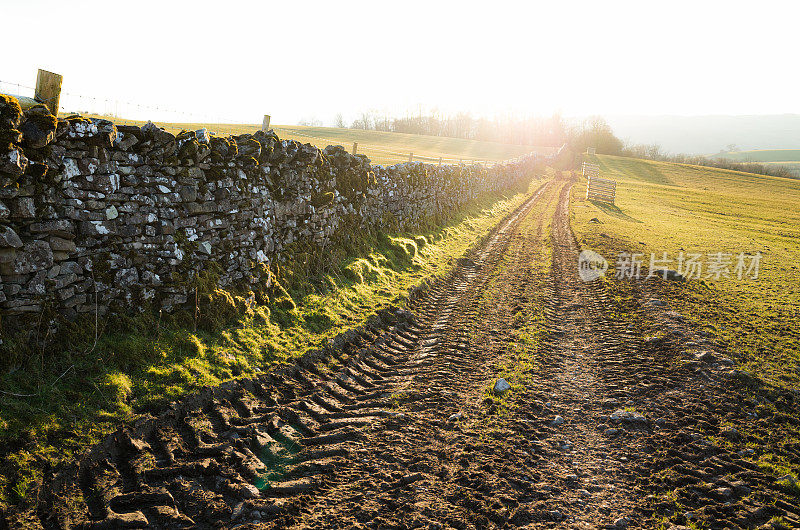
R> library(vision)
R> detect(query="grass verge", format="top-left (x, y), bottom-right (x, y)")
top-left (0, 178), bottom-right (542, 510)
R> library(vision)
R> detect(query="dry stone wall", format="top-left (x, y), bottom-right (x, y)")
top-left (0, 94), bottom-right (540, 338)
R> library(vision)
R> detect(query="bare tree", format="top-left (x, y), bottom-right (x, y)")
top-left (298, 116), bottom-right (323, 127)
top-left (351, 111), bottom-right (373, 130)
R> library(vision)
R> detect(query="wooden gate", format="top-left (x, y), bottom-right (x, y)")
top-left (582, 162), bottom-right (600, 179)
top-left (585, 176), bottom-right (617, 204)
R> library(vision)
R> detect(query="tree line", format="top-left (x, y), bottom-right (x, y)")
top-left (329, 111), bottom-right (570, 147)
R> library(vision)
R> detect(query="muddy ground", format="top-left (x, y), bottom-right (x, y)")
top-left (4, 177), bottom-right (799, 529)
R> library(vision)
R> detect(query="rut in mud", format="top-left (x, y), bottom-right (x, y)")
top-left (13, 176), bottom-right (800, 529)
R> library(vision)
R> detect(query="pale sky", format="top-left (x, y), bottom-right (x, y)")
top-left (2, 0), bottom-right (799, 125)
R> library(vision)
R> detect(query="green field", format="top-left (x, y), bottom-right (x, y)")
top-left (58, 112), bottom-right (549, 165)
top-left (572, 155), bottom-right (800, 389)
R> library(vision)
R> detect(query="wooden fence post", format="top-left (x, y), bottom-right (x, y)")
top-left (35, 69), bottom-right (62, 115)
top-left (438, 157), bottom-right (442, 166)
top-left (352, 142), bottom-right (358, 155)
top-left (262, 115), bottom-right (271, 132)
top-left (408, 152), bottom-right (413, 163)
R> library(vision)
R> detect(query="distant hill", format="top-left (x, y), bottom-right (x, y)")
top-left (710, 149), bottom-right (800, 162)
top-left (710, 148), bottom-right (800, 178)
top-left (605, 114), bottom-right (800, 155)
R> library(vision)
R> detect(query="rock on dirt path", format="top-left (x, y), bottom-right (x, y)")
top-left (11, 176), bottom-right (799, 529)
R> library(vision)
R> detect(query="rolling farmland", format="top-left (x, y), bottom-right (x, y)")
top-left (3, 0), bottom-right (798, 526)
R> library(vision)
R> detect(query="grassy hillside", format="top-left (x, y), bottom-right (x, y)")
top-left (571, 155), bottom-right (800, 390)
top-left (59, 114), bottom-right (548, 165)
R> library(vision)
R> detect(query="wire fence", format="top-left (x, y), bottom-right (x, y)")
top-left (0, 79), bottom-right (258, 138)
top-left (0, 78), bottom-right (553, 167)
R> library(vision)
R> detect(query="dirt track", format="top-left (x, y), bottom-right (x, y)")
top-left (12, 176), bottom-right (800, 529)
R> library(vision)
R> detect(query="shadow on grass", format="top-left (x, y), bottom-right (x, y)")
top-left (629, 161), bottom-right (673, 186)
top-left (590, 200), bottom-right (643, 223)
